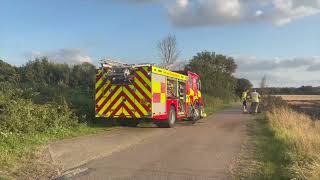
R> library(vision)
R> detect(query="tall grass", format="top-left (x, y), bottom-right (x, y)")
top-left (234, 99), bottom-right (320, 180)
top-left (202, 94), bottom-right (232, 114)
top-left (267, 107), bottom-right (320, 179)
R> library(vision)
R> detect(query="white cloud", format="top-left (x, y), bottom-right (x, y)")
top-left (30, 48), bottom-right (92, 64)
top-left (177, 0), bottom-right (188, 8)
top-left (119, 0), bottom-right (320, 26)
top-left (168, 0), bottom-right (243, 26)
top-left (235, 55), bottom-right (320, 71)
top-left (265, 0), bottom-right (320, 26)
top-left (234, 55), bottom-right (320, 87)
top-left (255, 10), bottom-right (264, 17)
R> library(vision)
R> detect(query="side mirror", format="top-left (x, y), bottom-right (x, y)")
top-left (198, 80), bottom-right (201, 91)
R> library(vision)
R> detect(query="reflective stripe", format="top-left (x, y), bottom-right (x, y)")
top-left (152, 66), bottom-right (188, 81)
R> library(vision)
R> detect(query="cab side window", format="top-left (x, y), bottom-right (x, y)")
top-left (167, 79), bottom-right (177, 99)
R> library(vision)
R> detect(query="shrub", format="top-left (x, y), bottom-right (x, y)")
top-left (67, 89), bottom-right (95, 122)
top-left (0, 93), bottom-right (78, 134)
top-left (31, 86), bottom-right (95, 122)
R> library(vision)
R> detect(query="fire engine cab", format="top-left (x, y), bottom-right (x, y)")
top-left (95, 60), bottom-right (206, 128)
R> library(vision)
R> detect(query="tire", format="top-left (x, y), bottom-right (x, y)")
top-left (156, 106), bottom-right (176, 128)
top-left (191, 102), bottom-right (201, 124)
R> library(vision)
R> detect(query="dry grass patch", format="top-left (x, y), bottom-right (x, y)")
top-left (234, 107), bottom-right (320, 180)
top-left (275, 95), bottom-right (320, 120)
top-left (277, 95), bottom-right (320, 101)
top-left (267, 108), bottom-right (320, 179)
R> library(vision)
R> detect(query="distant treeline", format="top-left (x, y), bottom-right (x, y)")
top-left (268, 86), bottom-right (320, 95)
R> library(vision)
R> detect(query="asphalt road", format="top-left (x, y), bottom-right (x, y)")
top-left (67, 104), bottom-right (248, 180)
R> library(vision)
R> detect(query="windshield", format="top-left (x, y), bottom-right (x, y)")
top-left (104, 67), bottom-right (135, 84)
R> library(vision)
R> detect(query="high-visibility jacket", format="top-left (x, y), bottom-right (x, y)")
top-left (241, 91), bottom-right (248, 101)
top-left (251, 92), bottom-right (260, 103)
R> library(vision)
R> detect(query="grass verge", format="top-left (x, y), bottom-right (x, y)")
top-left (203, 95), bottom-right (233, 115)
top-left (0, 122), bottom-right (115, 179)
top-left (234, 107), bottom-right (320, 180)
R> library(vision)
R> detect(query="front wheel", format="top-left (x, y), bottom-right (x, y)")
top-left (191, 103), bottom-right (201, 124)
top-left (156, 106), bottom-right (176, 128)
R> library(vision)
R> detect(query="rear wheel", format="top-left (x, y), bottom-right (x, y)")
top-left (156, 106), bottom-right (176, 128)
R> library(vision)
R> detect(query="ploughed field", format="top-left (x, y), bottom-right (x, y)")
top-left (278, 95), bottom-right (320, 119)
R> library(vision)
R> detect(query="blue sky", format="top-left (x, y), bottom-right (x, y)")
top-left (1, 0), bottom-right (320, 87)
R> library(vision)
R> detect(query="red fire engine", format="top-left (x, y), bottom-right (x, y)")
top-left (95, 60), bottom-right (206, 128)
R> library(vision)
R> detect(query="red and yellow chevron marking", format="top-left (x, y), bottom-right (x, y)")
top-left (95, 67), bottom-right (152, 119)
top-left (131, 67), bottom-right (152, 117)
top-left (95, 69), bottom-right (112, 107)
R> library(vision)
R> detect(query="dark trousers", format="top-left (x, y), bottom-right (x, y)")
top-left (242, 100), bottom-right (247, 108)
top-left (251, 102), bottom-right (259, 113)
top-left (242, 100), bottom-right (247, 112)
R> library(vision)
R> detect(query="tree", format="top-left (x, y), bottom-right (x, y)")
top-left (0, 59), bottom-right (20, 82)
top-left (70, 62), bottom-right (96, 89)
top-left (157, 34), bottom-right (179, 67)
top-left (236, 78), bottom-right (253, 97)
top-left (186, 51), bottom-right (237, 99)
top-left (19, 58), bottom-right (71, 87)
top-left (259, 75), bottom-right (269, 98)
top-left (260, 75), bottom-right (267, 89)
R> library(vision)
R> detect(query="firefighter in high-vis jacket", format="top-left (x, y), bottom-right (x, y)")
top-left (241, 89), bottom-right (249, 113)
top-left (250, 89), bottom-right (261, 114)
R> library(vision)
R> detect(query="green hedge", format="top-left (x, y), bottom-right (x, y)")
top-left (0, 89), bottom-right (78, 134)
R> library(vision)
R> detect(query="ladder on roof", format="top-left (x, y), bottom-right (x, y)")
top-left (100, 58), bottom-right (154, 69)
